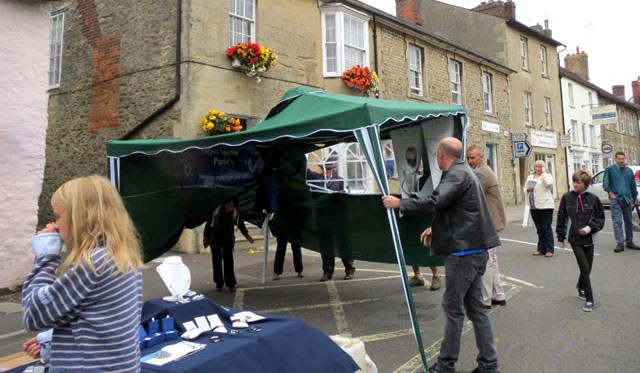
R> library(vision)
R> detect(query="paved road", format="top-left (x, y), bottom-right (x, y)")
top-left (2, 208), bottom-right (640, 372)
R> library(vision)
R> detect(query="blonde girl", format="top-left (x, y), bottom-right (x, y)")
top-left (22, 175), bottom-right (143, 373)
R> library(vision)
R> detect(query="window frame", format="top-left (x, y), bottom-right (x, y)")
top-left (48, 10), bottom-right (65, 89)
top-left (408, 44), bottom-right (423, 96)
top-left (539, 45), bottom-right (548, 77)
top-left (449, 59), bottom-right (462, 105)
top-left (482, 72), bottom-right (493, 113)
top-left (590, 124), bottom-right (596, 148)
top-left (520, 37), bottom-right (529, 70)
top-left (228, 0), bottom-right (256, 47)
top-left (629, 112), bottom-right (634, 135)
top-left (571, 120), bottom-right (578, 144)
top-left (544, 96), bottom-right (552, 128)
top-left (620, 108), bottom-right (625, 133)
top-left (568, 83), bottom-right (575, 108)
top-left (321, 5), bottom-right (371, 77)
top-left (524, 91), bottom-right (532, 125)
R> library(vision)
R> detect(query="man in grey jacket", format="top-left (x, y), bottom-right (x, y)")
top-left (467, 145), bottom-right (507, 309)
top-left (382, 137), bottom-right (500, 373)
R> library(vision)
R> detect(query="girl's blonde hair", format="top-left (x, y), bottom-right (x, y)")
top-left (532, 160), bottom-right (548, 174)
top-left (51, 175), bottom-right (142, 275)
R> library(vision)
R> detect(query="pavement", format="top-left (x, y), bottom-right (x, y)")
top-left (0, 203), bottom-right (531, 361)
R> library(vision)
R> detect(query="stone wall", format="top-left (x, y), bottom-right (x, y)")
top-left (376, 22), bottom-right (516, 204)
top-left (40, 0), bottom-right (179, 226)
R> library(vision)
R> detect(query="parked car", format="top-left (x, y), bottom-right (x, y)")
top-left (588, 165), bottom-right (640, 207)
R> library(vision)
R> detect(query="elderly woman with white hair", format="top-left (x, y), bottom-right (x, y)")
top-left (525, 160), bottom-right (556, 257)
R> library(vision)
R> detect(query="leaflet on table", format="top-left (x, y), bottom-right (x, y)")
top-left (141, 341), bottom-right (206, 366)
top-left (194, 316), bottom-right (211, 331)
top-left (231, 311), bottom-right (266, 323)
top-left (207, 314), bottom-right (223, 329)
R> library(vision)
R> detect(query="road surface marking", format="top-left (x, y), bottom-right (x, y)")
top-left (327, 280), bottom-right (350, 336)
top-left (501, 237), bottom-right (601, 256)
top-left (392, 284), bottom-right (522, 373)
top-left (258, 298), bottom-right (382, 314)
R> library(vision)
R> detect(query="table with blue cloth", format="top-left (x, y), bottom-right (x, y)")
top-left (140, 297), bottom-right (359, 373)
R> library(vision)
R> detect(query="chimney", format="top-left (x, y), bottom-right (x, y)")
top-left (564, 47), bottom-right (590, 81)
top-left (472, 0), bottom-right (516, 20)
top-left (395, 0), bottom-right (422, 25)
top-left (632, 76), bottom-right (640, 105)
top-left (542, 19), bottom-right (552, 38)
top-left (612, 85), bottom-right (626, 100)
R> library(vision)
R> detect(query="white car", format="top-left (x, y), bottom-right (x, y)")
top-left (588, 165), bottom-right (640, 207)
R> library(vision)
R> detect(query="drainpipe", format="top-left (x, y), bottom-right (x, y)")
top-left (121, 0), bottom-right (182, 140)
top-left (557, 45), bottom-right (570, 192)
top-left (372, 13), bottom-right (379, 99)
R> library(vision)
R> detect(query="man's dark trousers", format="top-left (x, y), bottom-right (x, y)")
top-left (437, 251), bottom-right (498, 373)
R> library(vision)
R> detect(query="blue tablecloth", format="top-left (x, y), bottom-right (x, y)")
top-left (140, 297), bottom-right (359, 373)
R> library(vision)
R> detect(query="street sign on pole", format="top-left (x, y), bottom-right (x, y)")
top-left (513, 141), bottom-right (532, 158)
top-left (511, 133), bottom-right (528, 141)
top-left (601, 143), bottom-right (613, 154)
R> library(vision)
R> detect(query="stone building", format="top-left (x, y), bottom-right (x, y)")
top-left (397, 0), bottom-right (568, 200)
top-left (562, 49), bottom-right (640, 169)
top-left (598, 84), bottom-right (640, 167)
top-left (0, 0), bottom-right (51, 289)
top-left (41, 0), bottom-right (518, 230)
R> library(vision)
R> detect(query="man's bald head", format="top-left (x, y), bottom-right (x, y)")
top-left (438, 137), bottom-right (462, 159)
top-left (436, 137), bottom-right (462, 171)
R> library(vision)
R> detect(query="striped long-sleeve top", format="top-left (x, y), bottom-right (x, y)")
top-left (22, 233), bottom-right (143, 373)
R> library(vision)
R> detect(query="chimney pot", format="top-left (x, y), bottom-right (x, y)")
top-left (576, 46), bottom-right (580, 54)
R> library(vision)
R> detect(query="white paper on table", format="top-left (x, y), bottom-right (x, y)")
top-left (206, 314), bottom-right (223, 329)
top-left (141, 341), bottom-right (206, 366)
top-left (231, 311), bottom-right (265, 323)
top-left (232, 320), bottom-right (249, 329)
top-left (194, 316), bottom-right (211, 331)
top-left (182, 321), bottom-right (197, 331)
top-left (213, 326), bottom-right (228, 333)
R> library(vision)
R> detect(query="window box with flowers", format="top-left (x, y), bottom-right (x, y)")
top-left (201, 109), bottom-right (243, 136)
top-left (342, 65), bottom-right (379, 97)
top-left (226, 42), bottom-right (277, 83)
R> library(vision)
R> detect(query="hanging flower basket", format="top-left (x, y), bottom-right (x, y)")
top-left (226, 42), bottom-right (277, 83)
top-left (201, 109), bottom-right (243, 136)
top-left (342, 65), bottom-right (379, 96)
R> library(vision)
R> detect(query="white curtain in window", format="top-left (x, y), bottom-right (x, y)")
top-left (229, 0), bottom-right (254, 46)
top-left (343, 14), bottom-right (365, 68)
top-left (324, 14), bottom-right (337, 73)
top-left (409, 45), bottom-right (422, 95)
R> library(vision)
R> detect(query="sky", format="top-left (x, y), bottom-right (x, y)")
top-left (360, 0), bottom-right (640, 99)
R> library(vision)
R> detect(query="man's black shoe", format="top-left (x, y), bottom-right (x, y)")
top-left (614, 244), bottom-right (624, 253)
top-left (491, 299), bottom-right (506, 306)
top-left (626, 242), bottom-right (640, 250)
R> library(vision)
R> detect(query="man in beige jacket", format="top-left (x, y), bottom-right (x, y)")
top-left (467, 146), bottom-right (507, 308)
